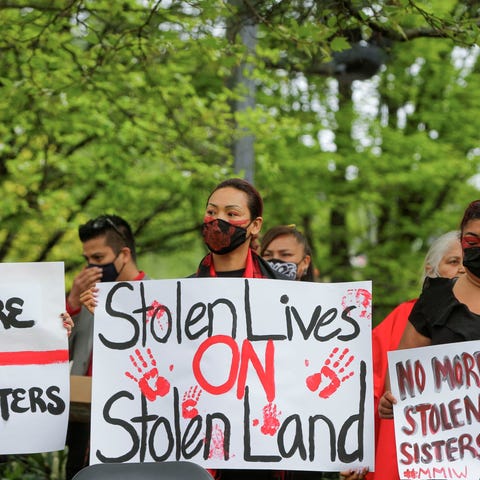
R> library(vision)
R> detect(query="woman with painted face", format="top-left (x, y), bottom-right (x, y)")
top-left (260, 225), bottom-right (314, 281)
top-left (379, 200), bottom-right (480, 420)
top-left (192, 179), bottom-right (288, 480)
top-left (194, 181), bottom-right (366, 480)
top-left (193, 178), bottom-right (286, 280)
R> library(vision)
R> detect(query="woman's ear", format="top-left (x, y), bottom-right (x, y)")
top-left (300, 255), bottom-right (311, 277)
top-left (250, 216), bottom-right (263, 236)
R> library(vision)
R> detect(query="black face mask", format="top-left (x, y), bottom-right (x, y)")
top-left (463, 247), bottom-right (480, 278)
top-left (88, 261), bottom-right (119, 282)
top-left (202, 218), bottom-right (250, 255)
top-left (266, 259), bottom-right (298, 280)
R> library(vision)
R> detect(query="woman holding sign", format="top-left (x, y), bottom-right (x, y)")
top-left (369, 230), bottom-right (464, 480)
top-left (194, 180), bottom-right (368, 480)
top-left (379, 199), bottom-right (480, 418)
top-left (193, 178), bottom-right (285, 480)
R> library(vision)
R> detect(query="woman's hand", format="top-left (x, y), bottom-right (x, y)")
top-left (340, 466), bottom-right (369, 479)
top-left (80, 287), bottom-right (98, 314)
top-left (61, 312), bottom-right (74, 337)
top-left (378, 390), bottom-right (397, 419)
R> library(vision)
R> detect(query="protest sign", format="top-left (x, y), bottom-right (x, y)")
top-left (388, 340), bottom-right (480, 480)
top-left (0, 262), bottom-right (69, 454)
top-left (91, 278), bottom-right (374, 471)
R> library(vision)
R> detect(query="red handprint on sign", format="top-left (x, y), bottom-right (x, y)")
top-left (146, 300), bottom-right (170, 331)
top-left (260, 402), bottom-right (282, 436)
top-left (125, 348), bottom-right (170, 401)
top-left (182, 386), bottom-right (202, 419)
top-left (342, 288), bottom-right (372, 321)
top-left (208, 424), bottom-right (227, 460)
top-left (306, 347), bottom-right (354, 399)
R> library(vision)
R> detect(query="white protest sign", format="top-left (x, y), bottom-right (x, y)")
top-left (91, 278), bottom-right (374, 471)
top-left (0, 262), bottom-right (69, 454)
top-left (388, 340), bottom-right (480, 480)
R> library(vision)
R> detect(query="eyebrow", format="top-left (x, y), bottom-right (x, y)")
top-left (207, 202), bottom-right (242, 209)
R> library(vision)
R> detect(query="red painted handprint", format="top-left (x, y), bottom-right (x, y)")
top-left (146, 300), bottom-right (169, 331)
top-left (306, 347), bottom-right (354, 399)
top-left (260, 402), bottom-right (281, 436)
top-left (182, 386), bottom-right (202, 419)
top-left (342, 288), bottom-right (372, 321)
top-left (125, 348), bottom-right (170, 401)
top-left (208, 424), bottom-right (227, 459)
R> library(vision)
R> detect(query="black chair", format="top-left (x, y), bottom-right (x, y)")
top-left (71, 460), bottom-right (213, 480)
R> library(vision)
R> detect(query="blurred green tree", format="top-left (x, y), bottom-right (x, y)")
top-left (0, 0), bottom-right (479, 322)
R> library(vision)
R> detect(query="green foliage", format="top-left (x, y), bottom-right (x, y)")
top-left (1, 0), bottom-right (480, 317)
top-left (0, 451), bottom-right (66, 480)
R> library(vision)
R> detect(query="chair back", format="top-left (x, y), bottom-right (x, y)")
top-left (72, 460), bottom-right (212, 480)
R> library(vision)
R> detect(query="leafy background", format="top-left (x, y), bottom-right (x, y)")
top-left (1, 1), bottom-right (480, 477)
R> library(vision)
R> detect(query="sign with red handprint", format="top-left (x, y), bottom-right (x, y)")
top-left (91, 278), bottom-right (374, 472)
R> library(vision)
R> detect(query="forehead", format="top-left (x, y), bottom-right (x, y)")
top-left (441, 241), bottom-right (462, 258)
top-left (462, 218), bottom-right (480, 235)
top-left (82, 235), bottom-right (114, 256)
top-left (208, 187), bottom-right (249, 209)
top-left (266, 234), bottom-right (302, 252)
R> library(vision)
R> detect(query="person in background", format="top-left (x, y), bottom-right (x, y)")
top-left (65, 214), bottom-right (148, 479)
top-left (260, 225), bottom-right (367, 480)
top-left (367, 230), bottom-right (464, 480)
top-left (379, 200), bottom-right (480, 418)
top-left (260, 225), bottom-right (314, 281)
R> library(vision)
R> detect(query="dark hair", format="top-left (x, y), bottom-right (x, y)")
top-left (208, 178), bottom-right (263, 220)
top-left (460, 200), bottom-right (480, 234)
top-left (260, 225), bottom-right (315, 282)
top-left (78, 214), bottom-right (137, 261)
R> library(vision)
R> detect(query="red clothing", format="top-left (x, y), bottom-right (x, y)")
top-left (366, 299), bottom-right (416, 480)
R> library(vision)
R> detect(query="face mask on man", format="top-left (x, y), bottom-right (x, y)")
top-left (88, 260), bottom-right (119, 282)
top-left (463, 247), bottom-right (480, 278)
top-left (202, 218), bottom-right (251, 255)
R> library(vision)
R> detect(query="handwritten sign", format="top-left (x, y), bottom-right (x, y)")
top-left (0, 262), bottom-right (69, 454)
top-left (91, 278), bottom-right (374, 471)
top-left (388, 340), bottom-right (480, 480)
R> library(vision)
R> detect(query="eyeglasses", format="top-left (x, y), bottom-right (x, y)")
top-left (91, 216), bottom-right (127, 242)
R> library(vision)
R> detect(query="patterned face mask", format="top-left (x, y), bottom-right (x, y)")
top-left (266, 259), bottom-right (298, 280)
top-left (202, 218), bottom-right (251, 255)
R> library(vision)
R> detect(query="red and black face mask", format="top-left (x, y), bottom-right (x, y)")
top-left (202, 218), bottom-right (251, 255)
